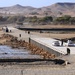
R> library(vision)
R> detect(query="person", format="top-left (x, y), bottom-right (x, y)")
top-left (67, 39), bottom-right (73, 46)
top-left (6, 27), bottom-right (9, 32)
top-left (19, 34), bottom-right (21, 37)
top-left (61, 40), bottom-right (63, 46)
top-left (28, 31), bottom-right (30, 34)
top-left (10, 30), bottom-right (11, 32)
top-left (67, 48), bottom-right (70, 55)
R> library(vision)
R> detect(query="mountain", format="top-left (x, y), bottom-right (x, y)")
top-left (0, 3), bottom-right (75, 16)
top-left (46, 3), bottom-right (75, 16)
top-left (0, 4), bottom-right (36, 15)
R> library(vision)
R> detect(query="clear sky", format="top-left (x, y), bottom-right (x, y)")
top-left (0, 0), bottom-right (75, 8)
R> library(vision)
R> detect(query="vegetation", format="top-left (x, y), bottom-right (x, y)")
top-left (0, 15), bottom-right (75, 25)
top-left (54, 15), bottom-right (71, 24)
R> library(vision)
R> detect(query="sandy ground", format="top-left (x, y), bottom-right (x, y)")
top-left (0, 63), bottom-right (74, 75)
top-left (23, 24), bottom-right (75, 28)
top-left (30, 31), bottom-right (75, 39)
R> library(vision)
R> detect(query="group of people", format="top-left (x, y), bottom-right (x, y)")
top-left (61, 39), bottom-right (74, 46)
top-left (2, 26), bottom-right (11, 32)
top-left (53, 39), bottom-right (74, 47)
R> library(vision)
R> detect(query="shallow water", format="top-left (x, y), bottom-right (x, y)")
top-left (0, 45), bottom-right (41, 59)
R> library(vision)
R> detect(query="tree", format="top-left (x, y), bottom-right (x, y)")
top-left (69, 17), bottom-right (75, 24)
top-left (41, 16), bottom-right (53, 22)
top-left (7, 16), bottom-right (25, 23)
top-left (7, 16), bottom-right (18, 22)
top-left (29, 16), bottom-right (38, 23)
top-left (17, 16), bottom-right (25, 22)
top-left (0, 16), bottom-right (3, 21)
top-left (54, 15), bottom-right (71, 24)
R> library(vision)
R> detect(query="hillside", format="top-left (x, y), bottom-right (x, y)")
top-left (0, 3), bottom-right (75, 16)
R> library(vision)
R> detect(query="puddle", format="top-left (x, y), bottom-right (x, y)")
top-left (0, 45), bottom-right (41, 59)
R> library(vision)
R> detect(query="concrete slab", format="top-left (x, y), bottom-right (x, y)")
top-left (31, 37), bottom-right (75, 55)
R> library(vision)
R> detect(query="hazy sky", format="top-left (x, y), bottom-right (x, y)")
top-left (0, 0), bottom-right (75, 8)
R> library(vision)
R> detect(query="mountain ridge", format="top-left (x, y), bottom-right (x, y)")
top-left (0, 3), bottom-right (75, 16)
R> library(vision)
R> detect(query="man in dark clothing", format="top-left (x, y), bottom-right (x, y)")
top-left (61, 40), bottom-right (63, 46)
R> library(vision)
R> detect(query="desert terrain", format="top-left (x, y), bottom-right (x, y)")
top-left (0, 24), bottom-right (75, 75)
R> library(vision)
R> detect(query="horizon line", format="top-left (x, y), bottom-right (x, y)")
top-left (0, 2), bottom-right (75, 8)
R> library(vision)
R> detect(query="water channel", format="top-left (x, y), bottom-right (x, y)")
top-left (0, 45), bottom-right (41, 59)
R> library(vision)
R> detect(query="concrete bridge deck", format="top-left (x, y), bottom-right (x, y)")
top-left (31, 37), bottom-right (75, 55)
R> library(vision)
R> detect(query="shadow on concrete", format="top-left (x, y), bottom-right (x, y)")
top-left (0, 59), bottom-right (65, 65)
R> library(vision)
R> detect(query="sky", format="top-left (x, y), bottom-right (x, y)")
top-left (0, 0), bottom-right (75, 8)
